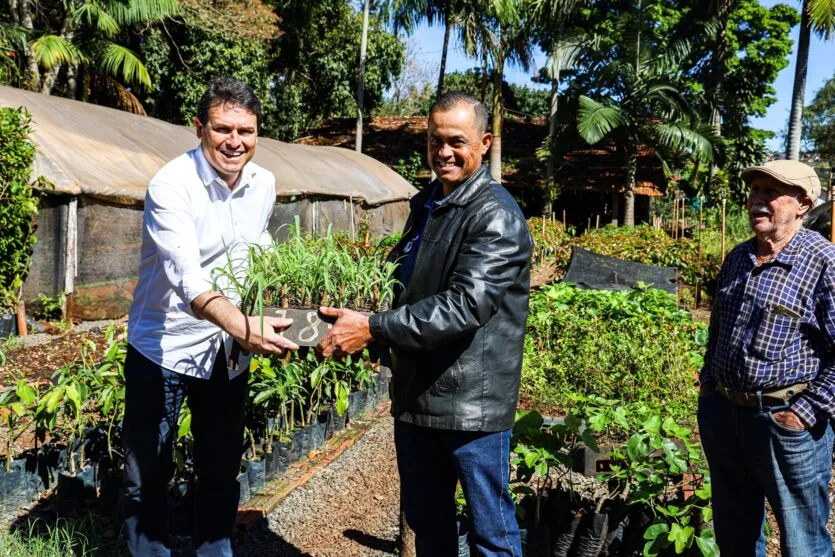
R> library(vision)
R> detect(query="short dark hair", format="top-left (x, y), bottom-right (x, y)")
top-left (429, 92), bottom-right (489, 135)
top-left (196, 76), bottom-right (262, 128)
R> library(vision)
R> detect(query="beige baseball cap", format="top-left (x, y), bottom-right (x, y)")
top-left (741, 160), bottom-right (821, 202)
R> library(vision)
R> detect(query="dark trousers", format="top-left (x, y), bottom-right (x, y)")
top-left (122, 344), bottom-right (248, 557)
top-left (395, 420), bottom-right (522, 557)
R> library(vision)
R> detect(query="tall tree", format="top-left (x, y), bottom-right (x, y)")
top-left (576, 1), bottom-right (720, 226)
top-left (357, 0), bottom-right (371, 152)
top-left (802, 72), bottom-right (835, 161)
top-left (786, 0), bottom-right (835, 160)
top-left (458, 0), bottom-right (532, 183)
top-left (3, 0), bottom-right (178, 107)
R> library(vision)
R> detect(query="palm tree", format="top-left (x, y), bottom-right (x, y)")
top-left (6, 0), bottom-right (178, 108)
top-left (387, 0), bottom-right (462, 100)
top-left (786, 0), bottom-right (835, 160)
top-left (576, 4), bottom-right (720, 227)
top-left (458, 0), bottom-right (532, 183)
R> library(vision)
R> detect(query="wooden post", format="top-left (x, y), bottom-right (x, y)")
top-left (695, 197), bottom-right (704, 310)
top-left (587, 217), bottom-right (591, 231)
top-left (595, 214), bottom-right (600, 229)
top-left (349, 195), bottom-right (355, 241)
top-left (15, 300), bottom-right (27, 337)
top-left (721, 196), bottom-right (727, 262)
top-left (672, 196), bottom-right (678, 239)
top-left (562, 209), bottom-right (566, 228)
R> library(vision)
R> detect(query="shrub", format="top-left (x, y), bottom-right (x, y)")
top-left (0, 107), bottom-right (40, 313)
top-left (521, 283), bottom-right (706, 426)
top-left (526, 220), bottom-right (722, 289)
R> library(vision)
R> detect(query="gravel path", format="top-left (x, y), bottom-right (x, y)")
top-left (235, 417), bottom-right (400, 557)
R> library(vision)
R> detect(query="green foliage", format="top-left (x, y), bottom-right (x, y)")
top-left (216, 218), bottom-right (399, 314)
top-left (393, 152), bottom-right (425, 188)
top-left (0, 107), bottom-right (39, 313)
top-left (803, 72), bottom-right (835, 161)
top-left (528, 220), bottom-right (722, 288)
top-left (0, 516), bottom-right (129, 557)
top-left (140, 26), bottom-right (279, 135)
top-left (522, 283), bottom-right (705, 426)
top-left (32, 291), bottom-right (68, 321)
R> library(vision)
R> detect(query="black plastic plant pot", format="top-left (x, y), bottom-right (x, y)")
top-left (573, 510), bottom-right (609, 557)
top-left (376, 375), bottom-right (391, 403)
top-left (97, 468), bottom-right (124, 515)
top-left (237, 471), bottom-right (251, 505)
top-left (308, 417), bottom-right (327, 451)
top-left (0, 313), bottom-right (16, 340)
top-left (0, 460), bottom-right (28, 512)
top-left (57, 465), bottom-right (97, 514)
top-left (245, 459), bottom-right (266, 495)
top-left (265, 441), bottom-right (291, 481)
top-left (326, 406), bottom-right (347, 439)
top-left (290, 427), bottom-right (311, 462)
top-left (347, 391), bottom-right (368, 423)
top-left (519, 523), bottom-right (551, 557)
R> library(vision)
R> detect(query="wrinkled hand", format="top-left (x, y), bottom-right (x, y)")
top-left (238, 315), bottom-right (299, 356)
top-left (772, 410), bottom-right (807, 431)
top-left (317, 307), bottom-right (372, 357)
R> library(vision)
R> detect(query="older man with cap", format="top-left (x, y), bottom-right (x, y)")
top-left (698, 160), bottom-right (835, 556)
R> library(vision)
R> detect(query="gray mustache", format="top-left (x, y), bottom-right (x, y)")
top-left (750, 204), bottom-right (772, 216)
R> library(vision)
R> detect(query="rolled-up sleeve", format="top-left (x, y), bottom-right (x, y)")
top-left (144, 179), bottom-right (211, 306)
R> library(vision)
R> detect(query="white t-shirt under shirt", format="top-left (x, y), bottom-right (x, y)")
top-left (128, 146), bottom-right (275, 379)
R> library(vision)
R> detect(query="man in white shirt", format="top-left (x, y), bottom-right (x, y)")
top-left (123, 77), bottom-right (298, 557)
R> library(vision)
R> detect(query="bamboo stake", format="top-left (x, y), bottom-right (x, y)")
top-left (721, 196), bottom-right (727, 262)
top-left (672, 196), bottom-right (678, 239)
top-left (349, 195), bottom-right (355, 241)
top-left (562, 209), bottom-right (566, 228)
top-left (587, 217), bottom-right (591, 230)
top-left (595, 214), bottom-right (600, 229)
top-left (695, 197), bottom-right (703, 310)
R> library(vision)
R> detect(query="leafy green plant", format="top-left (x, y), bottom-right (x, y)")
top-left (394, 152), bottom-right (425, 188)
top-left (0, 378), bottom-right (38, 471)
top-left (213, 217), bottom-right (400, 317)
top-left (605, 416), bottom-right (716, 557)
top-left (522, 283), bottom-right (705, 427)
top-left (0, 107), bottom-right (40, 313)
top-left (32, 291), bottom-right (68, 321)
top-left (511, 410), bottom-right (596, 525)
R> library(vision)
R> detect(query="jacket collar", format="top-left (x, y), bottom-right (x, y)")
top-left (411, 165), bottom-right (491, 210)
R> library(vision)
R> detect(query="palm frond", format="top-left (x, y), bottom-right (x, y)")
top-left (651, 122), bottom-right (716, 164)
top-left (808, 0), bottom-right (835, 39)
top-left (100, 43), bottom-right (151, 89)
top-left (102, 74), bottom-right (147, 114)
top-left (75, 2), bottom-right (121, 38)
top-left (30, 35), bottom-right (86, 69)
top-left (103, 0), bottom-right (179, 26)
top-left (577, 95), bottom-right (626, 144)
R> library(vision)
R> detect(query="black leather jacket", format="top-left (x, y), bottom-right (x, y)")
top-left (369, 165), bottom-right (532, 432)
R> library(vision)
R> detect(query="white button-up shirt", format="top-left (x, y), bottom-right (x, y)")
top-left (128, 146), bottom-right (275, 379)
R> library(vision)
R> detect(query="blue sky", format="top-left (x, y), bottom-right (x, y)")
top-left (411, 0), bottom-right (834, 152)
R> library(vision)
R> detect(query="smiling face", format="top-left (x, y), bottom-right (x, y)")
top-left (195, 102), bottom-right (258, 188)
top-left (747, 175), bottom-right (810, 245)
top-left (427, 104), bottom-right (492, 194)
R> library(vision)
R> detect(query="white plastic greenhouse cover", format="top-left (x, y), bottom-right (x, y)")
top-left (0, 86), bottom-right (416, 206)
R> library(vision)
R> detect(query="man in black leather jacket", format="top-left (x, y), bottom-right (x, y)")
top-left (319, 92), bottom-right (532, 556)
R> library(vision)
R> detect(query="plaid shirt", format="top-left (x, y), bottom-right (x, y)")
top-left (701, 227), bottom-right (835, 426)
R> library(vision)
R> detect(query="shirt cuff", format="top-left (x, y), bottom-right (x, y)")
top-left (790, 396), bottom-right (818, 428)
top-left (181, 271), bottom-right (213, 305)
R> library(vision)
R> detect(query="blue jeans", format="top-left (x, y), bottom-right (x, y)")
top-left (698, 390), bottom-right (834, 557)
top-left (122, 345), bottom-right (247, 557)
top-left (394, 420), bottom-right (522, 557)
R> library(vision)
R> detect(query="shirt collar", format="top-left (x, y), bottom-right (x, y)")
top-left (192, 146), bottom-right (254, 192)
top-left (746, 226), bottom-right (808, 268)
